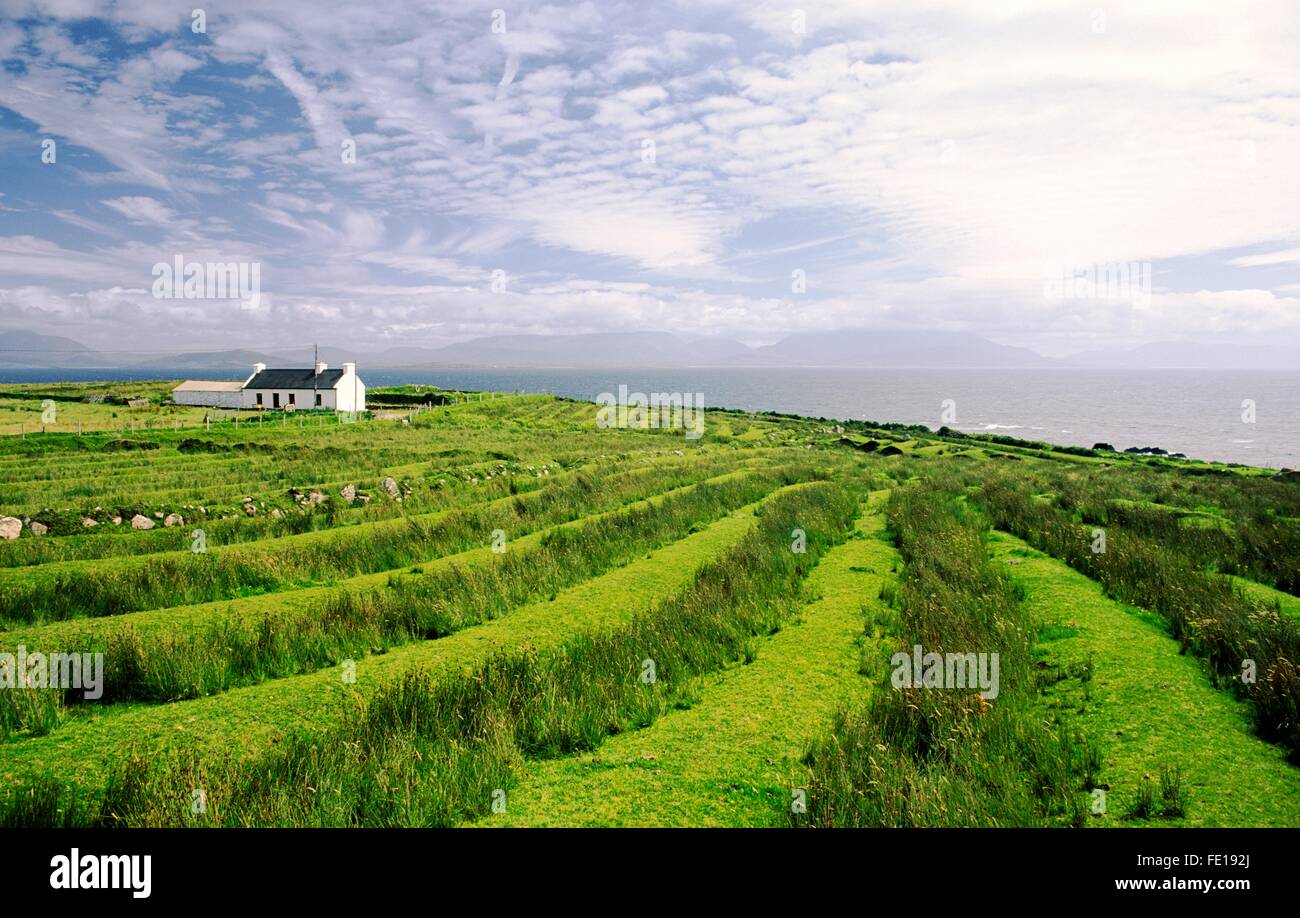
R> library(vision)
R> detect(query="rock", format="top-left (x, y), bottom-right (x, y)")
top-left (307, 490), bottom-right (325, 506)
top-left (242, 496), bottom-right (254, 504)
top-left (164, 513), bottom-right (183, 527)
top-left (112, 516), bottom-right (122, 525)
top-left (340, 484), bottom-right (356, 503)
top-left (271, 508), bottom-right (282, 519)
top-left (0, 517), bottom-right (21, 540)
top-left (154, 511), bottom-right (164, 519)
top-left (83, 517), bottom-right (99, 527)
top-left (243, 503), bottom-right (257, 516)
top-left (358, 494), bottom-right (371, 504)
top-left (30, 521), bottom-right (48, 537)
top-left (131, 514), bottom-right (155, 530)
top-left (380, 477), bottom-right (401, 500)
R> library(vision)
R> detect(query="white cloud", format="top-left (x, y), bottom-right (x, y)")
top-left (1, 0), bottom-right (1298, 351)
top-left (101, 196), bottom-right (175, 225)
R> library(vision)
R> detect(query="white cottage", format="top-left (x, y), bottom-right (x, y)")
top-left (172, 361), bottom-right (366, 412)
top-left (241, 362), bottom-right (366, 412)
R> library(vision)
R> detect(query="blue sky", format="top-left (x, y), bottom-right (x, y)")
top-left (0, 0), bottom-right (1298, 357)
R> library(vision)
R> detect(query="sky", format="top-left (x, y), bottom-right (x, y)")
top-left (0, 0), bottom-right (1298, 358)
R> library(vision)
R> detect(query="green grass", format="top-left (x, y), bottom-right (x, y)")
top-left (0, 481), bottom-right (857, 825)
top-left (798, 476), bottom-right (1097, 827)
top-left (989, 531), bottom-right (1300, 826)
top-left (0, 486), bottom-right (790, 795)
top-left (1, 381), bottom-right (1295, 828)
top-left (475, 490), bottom-right (898, 827)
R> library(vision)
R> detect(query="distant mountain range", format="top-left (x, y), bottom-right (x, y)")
top-left (1, 327), bottom-right (1297, 371)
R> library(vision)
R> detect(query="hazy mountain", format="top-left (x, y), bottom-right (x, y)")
top-left (680, 337), bottom-right (753, 363)
top-left (0, 329), bottom-right (98, 367)
top-left (415, 332), bottom-right (750, 367)
top-left (724, 329), bottom-right (1051, 368)
top-left (132, 349), bottom-right (285, 371)
top-left (2, 327), bottom-right (1295, 372)
top-left (1062, 341), bottom-right (1300, 370)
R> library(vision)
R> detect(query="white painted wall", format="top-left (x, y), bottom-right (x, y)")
top-left (335, 363), bottom-right (366, 413)
top-left (242, 388), bottom-right (339, 410)
top-left (174, 389), bottom-right (243, 409)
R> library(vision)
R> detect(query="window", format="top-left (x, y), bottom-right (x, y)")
top-left (272, 392), bottom-right (280, 409)
top-left (288, 393), bottom-right (296, 407)
top-left (315, 393), bottom-right (322, 407)
top-left (256, 392), bottom-right (263, 407)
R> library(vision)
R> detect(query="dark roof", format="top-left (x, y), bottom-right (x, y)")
top-left (245, 368), bottom-right (345, 389)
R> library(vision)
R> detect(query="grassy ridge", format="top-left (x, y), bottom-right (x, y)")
top-left (979, 472), bottom-right (1300, 759)
top-left (0, 452), bottom-right (758, 625)
top-left (0, 481), bottom-right (857, 826)
top-left (798, 477), bottom-right (1097, 827)
top-left (990, 530), bottom-right (1300, 826)
top-left (1044, 465), bottom-right (1300, 595)
top-left (0, 485), bottom-right (783, 795)
top-left (478, 491), bottom-right (899, 827)
top-left (9, 466), bottom-right (787, 717)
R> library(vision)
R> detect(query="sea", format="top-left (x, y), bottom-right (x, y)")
top-left (3, 367), bottom-right (1295, 469)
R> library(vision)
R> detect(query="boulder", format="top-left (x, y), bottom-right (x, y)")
top-left (112, 516), bottom-right (122, 525)
top-left (164, 513), bottom-right (183, 527)
top-left (0, 517), bottom-right (21, 540)
top-left (29, 521), bottom-right (48, 537)
top-left (380, 477), bottom-right (401, 500)
top-left (131, 514), bottom-right (155, 530)
top-left (83, 517), bottom-right (99, 527)
top-left (307, 490), bottom-right (325, 506)
top-left (340, 484), bottom-right (356, 503)
top-left (154, 511), bottom-right (164, 519)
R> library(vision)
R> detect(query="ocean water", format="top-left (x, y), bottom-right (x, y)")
top-left (3, 367), bottom-right (1295, 468)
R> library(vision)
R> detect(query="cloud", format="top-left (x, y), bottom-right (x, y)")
top-left (101, 196), bottom-right (175, 225)
top-left (1230, 247), bottom-right (1300, 268)
top-left (0, 0), bottom-right (1297, 353)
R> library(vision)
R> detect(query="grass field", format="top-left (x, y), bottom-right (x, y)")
top-left (0, 381), bottom-right (1295, 827)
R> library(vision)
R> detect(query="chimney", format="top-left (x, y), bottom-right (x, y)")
top-left (253, 362), bottom-right (266, 375)
top-left (315, 361), bottom-right (328, 375)
top-left (342, 362), bottom-right (355, 376)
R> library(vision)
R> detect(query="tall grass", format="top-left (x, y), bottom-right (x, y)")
top-left (87, 468), bottom-right (792, 703)
top-left (796, 478), bottom-right (1098, 827)
top-left (1047, 465), bottom-right (1299, 594)
top-left (978, 471), bottom-right (1300, 760)
top-left (0, 454), bottom-right (749, 626)
top-left (0, 481), bottom-right (856, 826)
